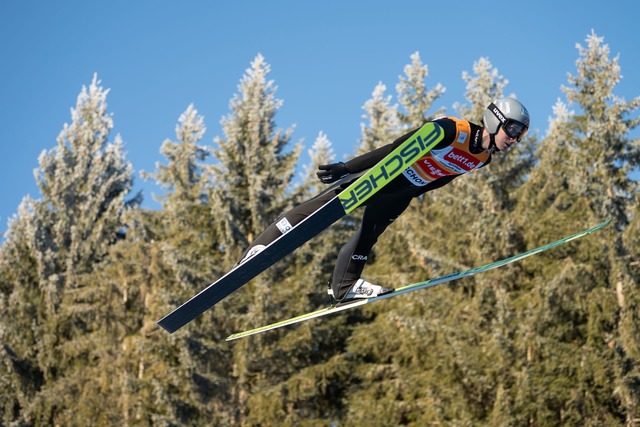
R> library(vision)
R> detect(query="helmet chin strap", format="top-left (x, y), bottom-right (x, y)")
top-left (488, 132), bottom-right (498, 152)
top-left (488, 125), bottom-right (509, 153)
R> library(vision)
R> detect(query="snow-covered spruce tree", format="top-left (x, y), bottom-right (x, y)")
top-left (396, 51), bottom-right (446, 128)
top-left (454, 56), bottom-right (508, 123)
top-left (0, 75), bottom-right (137, 425)
top-left (116, 104), bottom-right (236, 425)
top-left (143, 104), bottom-right (220, 292)
top-left (211, 54), bottom-right (301, 260)
top-left (208, 54), bottom-right (303, 425)
top-left (294, 132), bottom-right (348, 281)
top-left (243, 132), bottom-right (359, 426)
top-left (356, 82), bottom-right (402, 156)
top-left (301, 132), bottom-right (336, 196)
top-left (332, 53), bottom-right (445, 425)
top-left (513, 31), bottom-right (640, 425)
top-left (439, 59), bottom-right (535, 426)
top-left (561, 30), bottom-right (640, 425)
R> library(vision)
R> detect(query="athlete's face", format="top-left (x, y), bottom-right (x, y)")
top-left (493, 127), bottom-right (518, 151)
top-left (482, 127), bottom-right (518, 152)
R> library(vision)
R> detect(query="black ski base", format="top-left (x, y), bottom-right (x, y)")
top-left (157, 197), bottom-right (346, 333)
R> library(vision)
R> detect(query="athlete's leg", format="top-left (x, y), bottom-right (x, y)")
top-left (330, 180), bottom-right (419, 300)
top-left (237, 183), bottom-right (341, 263)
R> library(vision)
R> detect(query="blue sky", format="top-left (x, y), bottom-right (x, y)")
top-left (1, 1), bottom-right (639, 234)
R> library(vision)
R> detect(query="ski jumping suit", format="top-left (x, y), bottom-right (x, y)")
top-left (242, 116), bottom-right (492, 301)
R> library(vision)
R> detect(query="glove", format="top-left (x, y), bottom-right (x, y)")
top-left (317, 162), bottom-right (350, 184)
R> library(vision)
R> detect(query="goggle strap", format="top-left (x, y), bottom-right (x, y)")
top-left (488, 103), bottom-right (507, 125)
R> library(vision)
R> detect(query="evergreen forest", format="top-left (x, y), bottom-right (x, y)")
top-left (1, 31), bottom-right (639, 426)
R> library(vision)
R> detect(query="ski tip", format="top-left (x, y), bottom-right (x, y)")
top-left (225, 334), bottom-right (240, 342)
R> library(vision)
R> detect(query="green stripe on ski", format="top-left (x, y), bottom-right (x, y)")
top-left (226, 301), bottom-right (368, 341)
top-left (338, 122), bottom-right (443, 214)
top-left (226, 219), bottom-right (610, 341)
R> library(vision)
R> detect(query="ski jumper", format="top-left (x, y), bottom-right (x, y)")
top-left (241, 117), bottom-right (492, 300)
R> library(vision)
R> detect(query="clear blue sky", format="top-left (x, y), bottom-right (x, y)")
top-left (1, 0), bottom-right (639, 234)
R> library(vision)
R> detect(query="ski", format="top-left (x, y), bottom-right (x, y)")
top-left (157, 122), bottom-right (445, 333)
top-left (226, 219), bottom-right (610, 341)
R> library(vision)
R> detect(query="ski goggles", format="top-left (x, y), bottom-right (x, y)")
top-left (503, 120), bottom-right (528, 142)
top-left (489, 102), bottom-right (529, 142)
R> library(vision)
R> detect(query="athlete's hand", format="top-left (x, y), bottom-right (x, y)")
top-left (317, 162), bottom-right (350, 184)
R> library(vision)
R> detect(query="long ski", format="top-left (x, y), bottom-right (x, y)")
top-left (226, 219), bottom-right (610, 341)
top-left (157, 122), bottom-right (444, 333)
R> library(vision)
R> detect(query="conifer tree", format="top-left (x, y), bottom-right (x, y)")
top-left (454, 56), bottom-right (508, 123)
top-left (396, 51), bottom-right (446, 128)
top-left (301, 132), bottom-right (336, 196)
top-left (394, 56), bottom-right (530, 281)
top-left (143, 104), bottom-right (219, 286)
top-left (352, 81), bottom-right (402, 282)
top-left (330, 53), bottom-right (452, 424)
top-left (619, 195), bottom-right (640, 417)
top-left (131, 104), bottom-right (233, 424)
top-left (243, 131), bottom-right (365, 426)
top-left (562, 31), bottom-right (640, 227)
top-left (207, 54), bottom-right (305, 424)
top-left (211, 54), bottom-right (301, 259)
top-left (0, 200), bottom-right (43, 425)
top-left (0, 75), bottom-right (137, 425)
top-left (355, 52), bottom-right (442, 280)
top-left (356, 82), bottom-right (401, 155)
top-left (561, 31), bottom-right (640, 424)
top-left (514, 31), bottom-right (640, 424)
top-left (295, 132), bottom-right (346, 278)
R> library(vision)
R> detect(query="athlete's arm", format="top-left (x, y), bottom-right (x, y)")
top-left (345, 118), bottom-right (457, 173)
